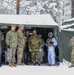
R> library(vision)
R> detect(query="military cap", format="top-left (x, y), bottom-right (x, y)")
top-left (32, 28), bottom-right (36, 31)
top-left (11, 25), bottom-right (16, 27)
top-left (18, 24), bottom-right (24, 28)
top-left (48, 32), bottom-right (53, 35)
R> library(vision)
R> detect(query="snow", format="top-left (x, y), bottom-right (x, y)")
top-left (64, 18), bottom-right (74, 23)
top-left (0, 0), bottom-right (72, 26)
top-left (0, 59), bottom-right (73, 75)
top-left (0, 62), bottom-right (74, 75)
top-left (49, 3), bottom-right (57, 7)
top-left (60, 23), bottom-right (74, 29)
top-left (61, 29), bottom-right (74, 31)
top-left (59, 23), bottom-right (74, 32)
top-left (0, 14), bottom-right (58, 26)
top-left (59, 59), bottom-right (71, 66)
top-left (59, 17), bottom-right (74, 31)
top-left (56, 0), bottom-right (71, 25)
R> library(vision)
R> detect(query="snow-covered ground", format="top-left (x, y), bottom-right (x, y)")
top-left (0, 63), bottom-right (74, 75)
top-left (0, 59), bottom-right (74, 75)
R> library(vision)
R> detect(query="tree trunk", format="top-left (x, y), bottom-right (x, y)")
top-left (16, 0), bottom-right (20, 14)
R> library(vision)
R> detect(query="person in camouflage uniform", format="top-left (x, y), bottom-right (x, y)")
top-left (6, 25), bottom-right (17, 67)
top-left (17, 24), bottom-right (26, 65)
top-left (0, 30), bottom-right (4, 67)
top-left (69, 36), bottom-right (74, 68)
top-left (29, 29), bottom-right (42, 65)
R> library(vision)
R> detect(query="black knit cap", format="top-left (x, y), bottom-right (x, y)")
top-left (32, 28), bottom-right (36, 31)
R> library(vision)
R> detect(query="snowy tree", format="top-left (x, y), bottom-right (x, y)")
top-left (0, 0), bottom-right (72, 25)
top-left (56, 0), bottom-right (71, 25)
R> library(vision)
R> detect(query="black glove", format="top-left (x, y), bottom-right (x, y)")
top-left (7, 45), bottom-right (10, 48)
top-left (17, 45), bottom-right (18, 48)
top-left (50, 41), bottom-right (53, 44)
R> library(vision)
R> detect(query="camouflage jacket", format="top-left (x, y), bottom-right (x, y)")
top-left (29, 34), bottom-right (42, 51)
top-left (46, 37), bottom-right (58, 47)
top-left (6, 30), bottom-right (17, 48)
top-left (46, 38), bottom-right (53, 46)
top-left (69, 36), bottom-right (74, 47)
top-left (17, 29), bottom-right (25, 48)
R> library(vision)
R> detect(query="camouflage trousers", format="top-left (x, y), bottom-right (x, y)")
top-left (7, 47), bottom-right (16, 63)
top-left (17, 47), bottom-right (24, 64)
top-left (71, 47), bottom-right (74, 64)
top-left (31, 50), bottom-right (41, 64)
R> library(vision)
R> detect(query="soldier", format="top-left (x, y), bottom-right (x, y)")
top-left (46, 32), bottom-right (58, 66)
top-left (40, 39), bottom-right (45, 63)
top-left (6, 25), bottom-right (17, 67)
top-left (17, 24), bottom-right (26, 65)
top-left (0, 30), bottom-right (4, 67)
top-left (69, 36), bottom-right (74, 68)
top-left (24, 31), bottom-right (31, 65)
top-left (38, 34), bottom-right (45, 63)
top-left (29, 29), bottom-right (42, 65)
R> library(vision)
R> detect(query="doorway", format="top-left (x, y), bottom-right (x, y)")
top-left (0, 26), bottom-right (59, 65)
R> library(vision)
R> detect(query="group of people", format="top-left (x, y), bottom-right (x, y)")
top-left (6, 25), bottom-right (25, 67)
top-left (0, 24), bottom-right (59, 67)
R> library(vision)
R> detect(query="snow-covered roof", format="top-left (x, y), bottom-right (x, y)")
top-left (0, 14), bottom-right (58, 26)
top-left (64, 17), bottom-right (74, 23)
top-left (61, 28), bottom-right (74, 31)
top-left (59, 22), bottom-right (74, 31)
top-left (63, 17), bottom-right (74, 25)
top-left (60, 23), bottom-right (74, 29)
top-left (60, 17), bottom-right (74, 31)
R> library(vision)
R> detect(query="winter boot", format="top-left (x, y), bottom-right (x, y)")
top-left (8, 62), bottom-right (13, 67)
top-left (12, 62), bottom-right (16, 67)
top-left (69, 64), bottom-right (74, 68)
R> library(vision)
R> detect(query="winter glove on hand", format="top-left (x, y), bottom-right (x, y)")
top-left (7, 45), bottom-right (10, 48)
top-left (39, 49), bottom-right (42, 52)
top-left (29, 49), bottom-right (31, 52)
